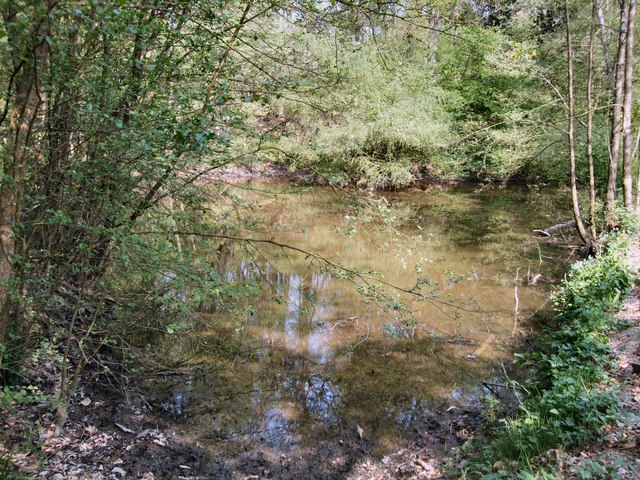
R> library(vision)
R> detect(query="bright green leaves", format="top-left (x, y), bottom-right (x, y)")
top-left (0, 385), bottom-right (48, 412)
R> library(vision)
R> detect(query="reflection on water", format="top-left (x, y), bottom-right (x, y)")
top-left (155, 183), bottom-right (570, 457)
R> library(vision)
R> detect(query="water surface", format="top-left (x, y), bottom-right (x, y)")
top-left (155, 182), bottom-right (571, 463)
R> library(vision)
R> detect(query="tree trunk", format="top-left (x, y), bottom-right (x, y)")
top-left (605, 0), bottom-right (629, 223)
top-left (588, 2), bottom-right (598, 243)
top-left (595, 0), bottom-right (613, 76)
top-left (566, 0), bottom-right (592, 250)
top-left (635, 130), bottom-right (640, 208)
top-left (622, 0), bottom-right (637, 210)
top-left (0, 3), bottom-right (51, 370)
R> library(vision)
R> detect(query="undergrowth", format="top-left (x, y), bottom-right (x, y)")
top-left (462, 221), bottom-right (638, 479)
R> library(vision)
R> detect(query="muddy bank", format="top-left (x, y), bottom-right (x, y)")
top-left (204, 163), bottom-right (557, 191)
top-left (205, 163), bottom-right (302, 183)
top-left (202, 163), bottom-right (471, 189)
top-left (1, 367), bottom-right (488, 479)
top-left (1, 366), bottom-right (206, 479)
top-left (1, 329), bottom-right (500, 479)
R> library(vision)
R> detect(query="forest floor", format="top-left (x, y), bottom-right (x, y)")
top-left (2, 243), bottom-right (639, 480)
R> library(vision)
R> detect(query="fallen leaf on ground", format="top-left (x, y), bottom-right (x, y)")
top-left (111, 466), bottom-right (126, 476)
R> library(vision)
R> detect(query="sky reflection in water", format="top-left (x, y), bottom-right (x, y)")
top-left (159, 184), bottom-right (570, 453)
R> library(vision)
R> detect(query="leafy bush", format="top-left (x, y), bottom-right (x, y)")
top-left (273, 26), bottom-right (548, 188)
top-left (553, 247), bottom-right (631, 318)
top-left (0, 385), bottom-right (47, 413)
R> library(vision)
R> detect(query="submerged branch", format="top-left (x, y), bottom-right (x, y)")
top-left (533, 220), bottom-right (576, 237)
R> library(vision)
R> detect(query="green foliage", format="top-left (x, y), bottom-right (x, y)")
top-left (436, 26), bottom-right (544, 181)
top-left (574, 459), bottom-right (621, 480)
top-left (0, 453), bottom-right (14, 480)
top-left (611, 207), bottom-right (640, 235)
top-left (0, 385), bottom-right (46, 413)
top-left (464, 229), bottom-right (634, 478)
top-left (0, 0), bottom-right (284, 381)
top-left (0, 450), bottom-right (32, 480)
top-left (269, 15), bottom-right (586, 187)
top-left (552, 238), bottom-right (632, 317)
top-left (276, 30), bottom-right (456, 188)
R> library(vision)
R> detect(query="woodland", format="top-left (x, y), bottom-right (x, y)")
top-left (1, 0), bottom-right (640, 479)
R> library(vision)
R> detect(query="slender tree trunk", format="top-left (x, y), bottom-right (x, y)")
top-left (429, 9), bottom-right (441, 73)
top-left (606, 0), bottom-right (629, 223)
top-left (622, 0), bottom-right (637, 210)
top-left (588, 2), bottom-right (598, 243)
top-left (0, 82), bottom-right (39, 364)
top-left (595, 0), bottom-right (613, 76)
top-left (0, 4), bottom-right (51, 370)
top-left (0, 192), bottom-right (15, 371)
top-left (635, 130), bottom-right (640, 208)
top-left (566, 0), bottom-right (592, 249)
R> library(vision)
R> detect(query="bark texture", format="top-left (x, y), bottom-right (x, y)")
top-left (0, 2), bottom-right (51, 368)
top-left (606, 0), bottom-right (629, 222)
top-left (622, 0), bottom-right (637, 210)
top-left (566, 0), bottom-right (592, 249)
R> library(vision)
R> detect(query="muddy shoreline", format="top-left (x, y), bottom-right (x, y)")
top-left (204, 163), bottom-right (524, 189)
top-left (1, 361), bottom-right (490, 479)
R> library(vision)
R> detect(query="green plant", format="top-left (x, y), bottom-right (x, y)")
top-left (575, 459), bottom-right (620, 480)
top-left (0, 452), bottom-right (17, 480)
top-left (464, 228), bottom-right (635, 478)
top-left (0, 385), bottom-right (47, 413)
top-left (482, 394), bottom-right (503, 424)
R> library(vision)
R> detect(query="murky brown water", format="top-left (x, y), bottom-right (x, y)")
top-left (153, 182), bottom-right (571, 464)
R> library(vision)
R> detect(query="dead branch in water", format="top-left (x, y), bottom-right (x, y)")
top-left (533, 220), bottom-right (576, 237)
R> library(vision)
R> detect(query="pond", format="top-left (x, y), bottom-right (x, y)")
top-left (152, 182), bottom-right (572, 476)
